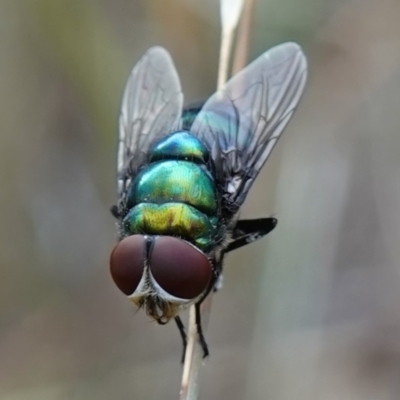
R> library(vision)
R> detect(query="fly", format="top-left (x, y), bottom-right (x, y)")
top-left (109, 43), bottom-right (307, 360)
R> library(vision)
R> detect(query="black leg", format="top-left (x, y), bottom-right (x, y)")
top-left (226, 217), bottom-right (277, 253)
top-left (195, 302), bottom-right (209, 358)
top-left (174, 316), bottom-right (187, 363)
top-left (178, 262), bottom-right (221, 361)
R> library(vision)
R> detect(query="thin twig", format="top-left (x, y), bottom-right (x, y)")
top-left (179, 296), bottom-right (213, 400)
top-left (217, 0), bottom-right (244, 89)
top-left (179, 1), bottom-right (245, 399)
top-left (232, 0), bottom-right (255, 74)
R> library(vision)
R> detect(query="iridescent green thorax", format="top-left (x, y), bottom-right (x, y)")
top-left (124, 131), bottom-right (220, 251)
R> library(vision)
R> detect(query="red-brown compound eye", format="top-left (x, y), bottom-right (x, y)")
top-left (109, 235), bottom-right (146, 295)
top-left (149, 236), bottom-right (212, 299)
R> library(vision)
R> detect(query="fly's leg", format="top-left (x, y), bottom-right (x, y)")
top-left (193, 259), bottom-right (223, 357)
top-left (181, 262), bottom-right (221, 361)
top-left (174, 316), bottom-right (187, 363)
top-left (195, 302), bottom-right (209, 358)
top-left (226, 217), bottom-right (277, 252)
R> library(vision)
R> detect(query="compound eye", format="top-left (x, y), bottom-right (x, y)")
top-left (150, 236), bottom-right (212, 299)
top-left (110, 235), bottom-right (145, 295)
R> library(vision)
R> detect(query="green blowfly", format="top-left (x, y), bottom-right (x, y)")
top-left (110, 43), bottom-right (307, 359)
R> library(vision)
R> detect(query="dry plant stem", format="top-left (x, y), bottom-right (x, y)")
top-left (232, 0), bottom-right (255, 74)
top-left (179, 25), bottom-right (235, 400)
top-left (179, 295), bottom-right (213, 400)
top-left (179, 1), bottom-right (244, 399)
top-left (180, 33), bottom-right (231, 397)
top-left (217, 30), bottom-right (234, 89)
top-left (217, 0), bottom-right (244, 88)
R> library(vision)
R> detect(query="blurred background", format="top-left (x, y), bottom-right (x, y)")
top-left (1, 0), bottom-right (400, 399)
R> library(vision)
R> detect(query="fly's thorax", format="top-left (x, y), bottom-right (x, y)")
top-left (150, 130), bottom-right (209, 164)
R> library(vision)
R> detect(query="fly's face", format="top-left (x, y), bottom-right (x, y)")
top-left (109, 235), bottom-right (212, 322)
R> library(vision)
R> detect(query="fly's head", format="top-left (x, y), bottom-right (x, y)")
top-left (109, 235), bottom-right (213, 322)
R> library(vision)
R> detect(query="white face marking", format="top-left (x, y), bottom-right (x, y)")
top-left (148, 272), bottom-right (194, 305)
top-left (127, 271), bottom-right (149, 302)
top-left (127, 264), bottom-right (203, 308)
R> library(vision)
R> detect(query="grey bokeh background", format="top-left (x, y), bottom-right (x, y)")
top-left (1, 1), bottom-right (400, 399)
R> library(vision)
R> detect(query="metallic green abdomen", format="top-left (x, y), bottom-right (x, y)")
top-left (127, 160), bottom-right (216, 215)
top-left (125, 131), bottom-right (219, 250)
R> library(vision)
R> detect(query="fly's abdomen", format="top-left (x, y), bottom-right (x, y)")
top-left (124, 131), bottom-right (219, 250)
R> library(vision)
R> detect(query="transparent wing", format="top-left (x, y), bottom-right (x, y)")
top-left (118, 47), bottom-right (183, 197)
top-left (190, 42), bottom-right (307, 214)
